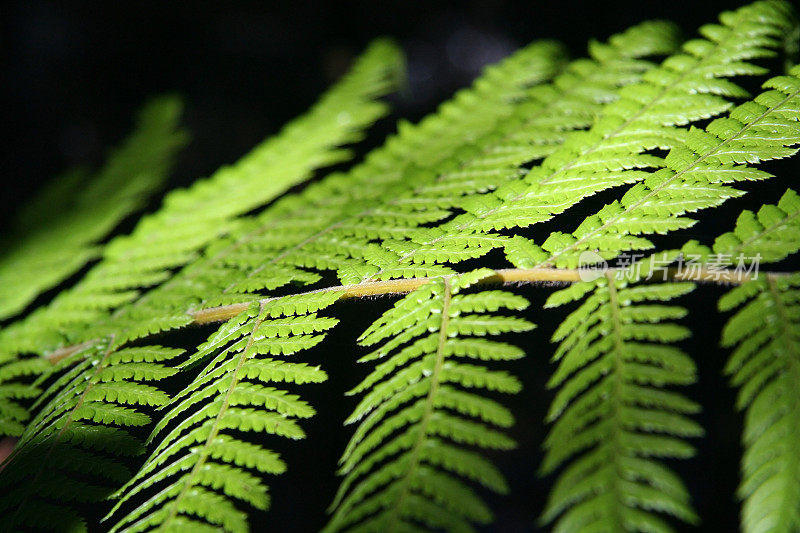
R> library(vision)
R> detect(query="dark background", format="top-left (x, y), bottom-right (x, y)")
top-left (3, 0), bottom-right (797, 531)
top-left (2, 0), bottom-right (733, 229)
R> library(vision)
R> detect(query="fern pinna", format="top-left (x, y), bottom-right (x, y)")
top-left (0, 96), bottom-right (188, 323)
top-left (107, 292), bottom-right (339, 531)
top-left (0, 39), bottom-right (404, 531)
top-left (696, 188), bottom-right (800, 532)
top-left (383, 0), bottom-right (795, 272)
top-left (326, 269), bottom-right (533, 532)
top-left (540, 253), bottom-right (702, 531)
top-left (1, 0), bottom-right (800, 531)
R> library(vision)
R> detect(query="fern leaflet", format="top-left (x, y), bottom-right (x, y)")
top-left (540, 253), bottom-right (702, 532)
top-left (708, 189), bottom-right (800, 533)
top-left (374, 0), bottom-right (794, 273)
top-left (0, 96), bottom-right (187, 322)
top-left (106, 292), bottom-right (340, 532)
top-left (541, 61), bottom-right (800, 269)
top-left (326, 269), bottom-right (533, 532)
top-left (0, 342), bottom-right (182, 531)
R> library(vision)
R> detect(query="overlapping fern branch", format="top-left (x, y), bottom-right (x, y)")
top-left (540, 252), bottom-right (702, 531)
top-left (0, 39), bottom-right (404, 529)
top-left (4, 33), bottom-right (564, 374)
top-left (111, 35), bottom-right (569, 330)
top-left (93, 23), bottom-right (682, 529)
top-left (0, 340), bottom-right (183, 530)
top-left (50, 16), bottom-right (680, 381)
top-left (72, 14), bottom-right (679, 348)
top-left (538, 59), bottom-right (800, 270)
top-left (530, 3), bottom-right (800, 528)
top-left (97, 37), bottom-right (568, 532)
top-left (203, 18), bottom-right (680, 289)
top-left (325, 269), bottom-right (533, 532)
top-left (683, 188), bottom-right (800, 533)
top-left (106, 292), bottom-right (340, 532)
top-left (191, 18), bottom-right (682, 291)
top-left (0, 38), bottom-right (403, 362)
top-left (0, 96), bottom-right (187, 438)
top-left (371, 0), bottom-right (795, 274)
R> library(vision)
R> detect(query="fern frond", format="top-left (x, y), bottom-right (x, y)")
top-left (377, 0), bottom-right (795, 272)
top-left (0, 38), bottom-right (403, 360)
top-left (90, 37), bottom-right (568, 344)
top-left (325, 269), bottom-right (533, 532)
top-left (541, 60), bottom-right (800, 269)
top-left (0, 96), bottom-right (187, 322)
top-left (0, 33), bottom-right (558, 527)
top-left (540, 252), bottom-right (703, 532)
top-left (106, 292), bottom-right (339, 532)
top-left (713, 187), bottom-right (800, 263)
top-left (0, 40), bottom-right (560, 452)
top-left (0, 342), bottom-right (182, 531)
top-left (120, 17), bottom-right (679, 326)
top-left (0, 22), bottom-right (665, 453)
top-left (317, 19), bottom-right (682, 283)
top-left (693, 189), bottom-right (800, 533)
top-left (1, 3), bottom-right (798, 530)
top-left (0, 39), bottom-right (402, 446)
top-left (720, 272), bottom-right (800, 533)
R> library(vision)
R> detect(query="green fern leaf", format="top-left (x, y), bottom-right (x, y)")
top-left (375, 0), bottom-right (794, 273)
top-left (106, 292), bottom-right (338, 532)
top-left (0, 96), bottom-right (187, 322)
top-left (345, 19), bottom-right (683, 280)
top-left (700, 190), bottom-right (800, 533)
top-left (141, 18), bottom-right (677, 317)
top-left (540, 253), bottom-right (703, 532)
top-left (721, 272), bottom-right (800, 533)
top-left (0, 97), bottom-right (186, 438)
top-left (0, 38), bottom-right (404, 363)
top-left (326, 270), bottom-right (533, 532)
top-left (0, 39), bottom-right (403, 448)
top-left (541, 60), bottom-right (800, 270)
top-left (1, 2), bottom-right (799, 530)
top-left (714, 188), bottom-right (800, 263)
top-left (0, 342), bottom-right (181, 531)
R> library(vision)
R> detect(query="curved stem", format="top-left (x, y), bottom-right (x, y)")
top-left (45, 265), bottom-right (784, 365)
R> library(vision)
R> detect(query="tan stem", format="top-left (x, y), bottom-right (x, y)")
top-left (47, 265), bottom-right (776, 364)
top-left (191, 266), bottom-right (762, 325)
